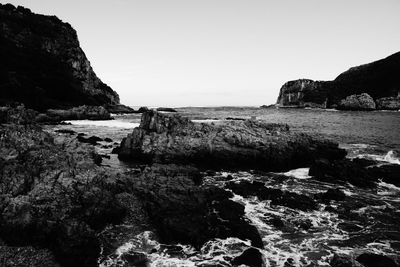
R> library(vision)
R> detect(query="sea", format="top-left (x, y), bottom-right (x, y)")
top-left (46, 107), bottom-right (400, 267)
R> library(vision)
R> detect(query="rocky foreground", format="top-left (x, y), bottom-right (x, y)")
top-left (0, 107), bottom-right (263, 266)
top-left (1, 107), bottom-right (399, 267)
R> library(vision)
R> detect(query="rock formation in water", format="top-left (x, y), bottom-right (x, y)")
top-left (276, 51), bottom-right (400, 110)
top-left (337, 93), bottom-right (376, 111)
top-left (118, 110), bottom-right (346, 171)
top-left (0, 3), bottom-right (121, 111)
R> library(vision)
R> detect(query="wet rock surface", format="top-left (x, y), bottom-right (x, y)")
top-left (118, 110), bottom-right (346, 171)
top-left (124, 164), bottom-right (264, 249)
top-left (226, 180), bottom-right (317, 211)
top-left (232, 247), bottom-right (263, 267)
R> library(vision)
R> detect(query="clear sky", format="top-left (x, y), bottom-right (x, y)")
top-left (5, 0), bottom-right (400, 107)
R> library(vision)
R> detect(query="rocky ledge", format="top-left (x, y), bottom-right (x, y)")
top-left (118, 110), bottom-right (346, 171)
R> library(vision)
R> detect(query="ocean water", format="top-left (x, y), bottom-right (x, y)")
top-left (47, 107), bottom-right (400, 267)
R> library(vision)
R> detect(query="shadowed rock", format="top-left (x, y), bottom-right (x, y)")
top-left (0, 4), bottom-right (119, 111)
top-left (124, 164), bottom-right (264, 249)
top-left (356, 253), bottom-right (397, 267)
top-left (232, 247), bottom-right (263, 267)
top-left (309, 159), bottom-right (376, 188)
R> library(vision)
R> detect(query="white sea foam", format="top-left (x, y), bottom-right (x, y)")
top-left (383, 150), bottom-right (400, 164)
top-left (283, 168), bottom-right (311, 179)
top-left (231, 193), bottom-right (350, 266)
top-left (65, 120), bottom-right (139, 129)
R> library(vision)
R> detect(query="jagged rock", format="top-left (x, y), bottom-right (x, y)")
top-left (125, 164), bottom-right (263, 249)
top-left (226, 180), bottom-right (318, 211)
top-left (232, 248), bottom-right (263, 267)
top-left (0, 121), bottom-right (127, 266)
top-left (337, 93), bottom-right (376, 111)
top-left (0, 3), bottom-right (119, 111)
top-left (309, 159), bottom-right (376, 188)
top-left (275, 51), bottom-right (400, 109)
top-left (118, 111), bottom-right (346, 171)
top-left (356, 253), bottom-right (397, 267)
top-left (376, 96), bottom-right (400, 110)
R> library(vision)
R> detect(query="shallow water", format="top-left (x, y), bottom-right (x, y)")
top-left (47, 107), bottom-right (400, 266)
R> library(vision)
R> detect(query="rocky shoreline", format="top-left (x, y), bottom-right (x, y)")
top-left (1, 107), bottom-right (400, 266)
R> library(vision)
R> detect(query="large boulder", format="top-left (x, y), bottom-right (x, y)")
top-left (118, 110), bottom-right (346, 171)
top-left (375, 96), bottom-right (400, 110)
top-left (0, 3), bottom-right (119, 111)
top-left (337, 93), bottom-right (376, 111)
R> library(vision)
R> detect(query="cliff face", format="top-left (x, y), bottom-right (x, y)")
top-left (276, 79), bottom-right (330, 108)
top-left (0, 3), bottom-right (120, 111)
top-left (276, 51), bottom-right (400, 109)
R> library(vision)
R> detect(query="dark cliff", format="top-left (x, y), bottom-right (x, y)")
top-left (276, 51), bottom-right (400, 109)
top-left (0, 3), bottom-right (120, 111)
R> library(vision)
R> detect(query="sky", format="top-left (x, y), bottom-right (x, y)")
top-left (5, 0), bottom-right (400, 107)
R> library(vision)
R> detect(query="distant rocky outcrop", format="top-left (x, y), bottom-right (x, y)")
top-left (276, 51), bottom-right (400, 110)
top-left (375, 96), bottom-right (400, 110)
top-left (0, 3), bottom-right (120, 111)
top-left (337, 93), bottom-right (376, 111)
top-left (276, 79), bottom-right (329, 108)
top-left (118, 110), bottom-right (346, 171)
